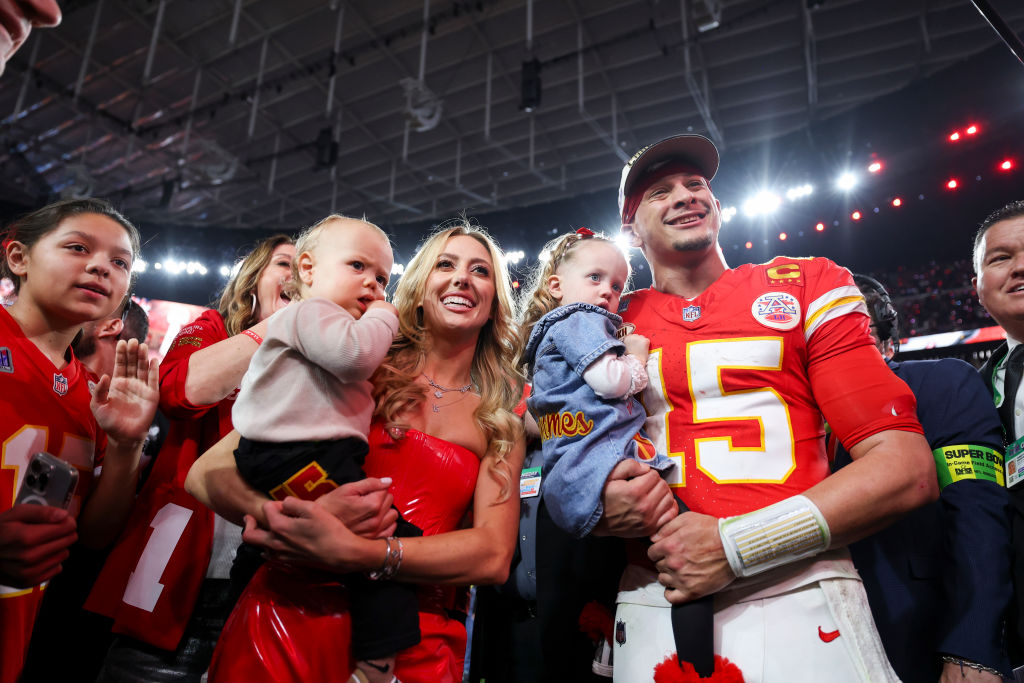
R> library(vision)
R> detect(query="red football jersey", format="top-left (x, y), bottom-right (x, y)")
top-left (85, 308), bottom-right (228, 651)
top-left (0, 306), bottom-right (100, 683)
top-left (621, 257), bottom-right (917, 517)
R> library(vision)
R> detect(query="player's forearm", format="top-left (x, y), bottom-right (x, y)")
top-left (78, 440), bottom-right (142, 548)
top-left (807, 429), bottom-right (937, 547)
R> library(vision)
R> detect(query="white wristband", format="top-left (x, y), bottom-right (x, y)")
top-left (718, 495), bottom-right (830, 578)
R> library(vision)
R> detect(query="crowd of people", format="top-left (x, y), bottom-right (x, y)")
top-left (868, 259), bottom-right (995, 338)
top-left (0, 15), bottom-right (1021, 683)
top-left (2, 137), bottom-right (1021, 683)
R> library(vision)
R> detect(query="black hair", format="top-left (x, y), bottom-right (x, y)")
top-left (973, 199), bottom-right (1024, 273)
top-left (0, 197), bottom-right (141, 295)
top-left (852, 273), bottom-right (899, 352)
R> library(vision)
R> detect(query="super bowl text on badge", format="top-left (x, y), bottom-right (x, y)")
top-left (751, 292), bottom-right (801, 331)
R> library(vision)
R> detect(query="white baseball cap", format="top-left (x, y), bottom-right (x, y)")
top-left (618, 134), bottom-right (719, 221)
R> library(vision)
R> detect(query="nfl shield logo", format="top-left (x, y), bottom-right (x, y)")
top-left (0, 347), bottom-right (12, 373)
top-left (53, 372), bottom-right (69, 396)
top-left (681, 305), bottom-right (701, 322)
top-left (615, 619), bottom-right (627, 645)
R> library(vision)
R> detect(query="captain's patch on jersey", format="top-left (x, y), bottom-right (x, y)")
top-left (751, 292), bottom-right (801, 330)
top-left (766, 263), bottom-right (803, 286)
top-left (0, 346), bottom-right (12, 373)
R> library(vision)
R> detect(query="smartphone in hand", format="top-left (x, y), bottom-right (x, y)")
top-left (15, 452), bottom-right (79, 509)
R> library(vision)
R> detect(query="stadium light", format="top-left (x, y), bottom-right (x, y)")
top-left (946, 178), bottom-right (958, 190)
top-left (778, 232), bottom-right (788, 241)
top-left (132, 259), bottom-right (148, 274)
top-left (892, 197), bottom-right (902, 207)
top-left (219, 265), bottom-right (231, 277)
top-left (391, 263), bottom-right (406, 276)
top-left (744, 241), bottom-right (753, 249)
top-left (949, 131), bottom-right (961, 142)
top-left (835, 172), bottom-right (858, 192)
top-left (742, 191), bottom-right (782, 217)
top-left (1000, 159), bottom-right (1014, 171)
top-left (785, 184), bottom-right (814, 201)
top-left (867, 162), bottom-right (883, 174)
top-left (851, 211), bottom-right (862, 221)
top-left (966, 124), bottom-right (979, 136)
top-left (815, 222), bottom-right (825, 232)
top-left (720, 206), bottom-right (738, 223)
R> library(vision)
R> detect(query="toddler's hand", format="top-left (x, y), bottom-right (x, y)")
top-left (623, 333), bottom-right (650, 360)
top-left (367, 300), bottom-right (398, 317)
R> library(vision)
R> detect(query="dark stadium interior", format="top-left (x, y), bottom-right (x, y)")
top-left (1, 0), bottom-right (1022, 351)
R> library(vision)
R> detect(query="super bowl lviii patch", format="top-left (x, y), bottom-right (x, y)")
top-left (752, 292), bottom-right (801, 331)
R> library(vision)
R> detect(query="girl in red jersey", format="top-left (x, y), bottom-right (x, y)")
top-left (0, 198), bottom-right (158, 683)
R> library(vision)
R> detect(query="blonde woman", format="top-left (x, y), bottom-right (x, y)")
top-left (187, 221), bottom-right (525, 682)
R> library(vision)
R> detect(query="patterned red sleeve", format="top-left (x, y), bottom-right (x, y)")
top-left (157, 309), bottom-right (227, 419)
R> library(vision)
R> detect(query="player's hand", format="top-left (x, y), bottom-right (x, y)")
top-left (315, 477), bottom-right (398, 539)
top-left (938, 660), bottom-right (1002, 683)
top-left (622, 333), bottom-right (650, 361)
top-left (243, 497), bottom-right (374, 573)
top-left (0, 504), bottom-right (77, 587)
top-left (367, 300), bottom-right (398, 317)
top-left (91, 339), bottom-right (159, 446)
top-left (592, 459), bottom-right (676, 538)
top-left (649, 511), bottom-right (735, 603)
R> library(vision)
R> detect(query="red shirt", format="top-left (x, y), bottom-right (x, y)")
top-left (86, 308), bottom-right (232, 651)
top-left (0, 306), bottom-right (101, 683)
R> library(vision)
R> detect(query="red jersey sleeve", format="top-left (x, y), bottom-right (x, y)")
top-left (799, 259), bottom-right (923, 448)
top-left (158, 309), bottom-right (228, 420)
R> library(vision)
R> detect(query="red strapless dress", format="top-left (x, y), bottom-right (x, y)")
top-left (207, 425), bottom-right (480, 683)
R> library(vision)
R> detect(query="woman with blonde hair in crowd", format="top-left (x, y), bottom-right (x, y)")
top-left (186, 220), bottom-right (526, 682)
top-left (86, 234), bottom-right (312, 682)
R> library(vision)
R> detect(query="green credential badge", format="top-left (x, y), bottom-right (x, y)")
top-left (932, 444), bottom-right (1005, 489)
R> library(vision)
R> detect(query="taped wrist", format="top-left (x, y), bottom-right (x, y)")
top-left (718, 495), bottom-right (830, 578)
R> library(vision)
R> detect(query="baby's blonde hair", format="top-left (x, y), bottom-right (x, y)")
top-left (287, 214), bottom-right (390, 301)
top-left (516, 230), bottom-right (629, 372)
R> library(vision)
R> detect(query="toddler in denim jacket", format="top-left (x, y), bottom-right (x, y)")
top-left (519, 229), bottom-right (674, 538)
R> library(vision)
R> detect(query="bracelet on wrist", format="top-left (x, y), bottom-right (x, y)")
top-left (718, 494), bottom-right (830, 578)
top-left (367, 536), bottom-right (403, 581)
top-left (241, 329), bottom-right (263, 345)
top-left (940, 655), bottom-right (1003, 677)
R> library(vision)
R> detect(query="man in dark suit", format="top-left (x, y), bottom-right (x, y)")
top-left (975, 199), bottom-right (1024, 669)
top-left (833, 274), bottom-right (1010, 681)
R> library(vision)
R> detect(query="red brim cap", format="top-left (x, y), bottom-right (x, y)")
top-left (618, 134), bottom-right (719, 221)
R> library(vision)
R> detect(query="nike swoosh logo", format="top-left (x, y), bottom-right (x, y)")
top-left (818, 626), bottom-right (840, 643)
